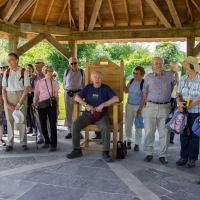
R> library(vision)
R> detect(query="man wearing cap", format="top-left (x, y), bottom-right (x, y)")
top-left (166, 62), bottom-right (182, 144)
top-left (32, 59), bottom-right (45, 143)
top-left (63, 57), bottom-right (85, 139)
top-left (66, 71), bottom-right (119, 162)
top-left (143, 57), bottom-right (176, 164)
top-left (2, 53), bottom-right (30, 151)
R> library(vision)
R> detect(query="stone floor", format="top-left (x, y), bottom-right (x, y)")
top-left (0, 122), bottom-right (200, 200)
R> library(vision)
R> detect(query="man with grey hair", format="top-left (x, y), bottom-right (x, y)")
top-left (66, 71), bottom-right (119, 162)
top-left (142, 57), bottom-right (176, 164)
top-left (63, 57), bottom-right (85, 139)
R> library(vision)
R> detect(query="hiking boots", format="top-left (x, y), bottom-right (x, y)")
top-left (186, 160), bottom-right (196, 168)
top-left (127, 142), bottom-right (131, 149)
top-left (176, 158), bottom-right (188, 166)
top-left (134, 144), bottom-right (139, 151)
top-left (66, 148), bottom-right (82, 159)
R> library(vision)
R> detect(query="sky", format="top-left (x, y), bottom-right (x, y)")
top-left (137, 41), bottom-right (187, 53)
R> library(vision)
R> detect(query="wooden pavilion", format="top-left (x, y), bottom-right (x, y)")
top-left (0, 0), bottom-right (200, 59)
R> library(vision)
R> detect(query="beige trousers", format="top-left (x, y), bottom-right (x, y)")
top-left (143, 102), bottom-right (170, 157)
top-left (4, 90), bottom-right (28, 146)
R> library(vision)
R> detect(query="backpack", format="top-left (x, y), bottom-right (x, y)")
top-left (192, 115), bottom-right (200, 137)
top-left (130, 78), bottom-right (144, 91)
top-left (117, 141), bottom-right (127, 159)
top-left (65, 68), bottom-right (84, 77)
top-left (6, 68), bottom-right (26, 87)
top-left (165, 109), bottom-right (188, 134)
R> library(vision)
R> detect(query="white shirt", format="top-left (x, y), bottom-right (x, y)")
top-left (2, 67), bottom-right (30, 91)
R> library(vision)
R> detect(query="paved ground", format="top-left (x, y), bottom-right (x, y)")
top-left (0, 121), bottom-right (200, 200)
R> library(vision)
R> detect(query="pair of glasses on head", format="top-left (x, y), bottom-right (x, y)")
top-left (0, 67), bottom-right (6, 69)
top-left (70, 62), bottom-right (77, 65)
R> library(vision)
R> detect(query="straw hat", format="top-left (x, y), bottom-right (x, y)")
top-left (12, 110), bottom-right (24, 124)
top-left (35, 59), bottom-right (44, 64)
top-left (0, 62), bottom-right (6, 67)
top-left (180, 56), bottom-right (200, 72)
top-left (166, 62), bottom-right (182, 72)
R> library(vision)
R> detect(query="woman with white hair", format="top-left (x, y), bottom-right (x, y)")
top-left (32, 65), bottom-right (59, 152)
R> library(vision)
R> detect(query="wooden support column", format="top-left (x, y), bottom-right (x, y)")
top-left (187, 37), bottom-right (195, 56)
top-left (8, 35), bottom-right (18, 53)
top-left (68, 40), bottom-right (77, 58)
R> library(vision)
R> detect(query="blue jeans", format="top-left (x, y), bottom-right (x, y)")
top-left (180, 113), bottom-right (199, 160)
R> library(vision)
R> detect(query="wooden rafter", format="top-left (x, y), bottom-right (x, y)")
top-left (191, 0), bottom-right (200, 13)
top-left (95, 0), bottom-right (103, 27)
top-left (0, 0), bottom-right (8, 7)
top-left (185, 0), bottom-right (193, 22)
top-left (30, 0), bottom-right (39, 22)
top-left (85, 14), bottom-right (88, 27)
top-left (88, 0), bottom-right (103, 31)
top-left (139, 0), bottom-right (144, 25)
top-left (165, 0), bottom-right (182, 28)
top-left (44, 0), bottom-right (54, 24)
top-left (123, 0), bottom-right (129, 25)
top-left (146, 0), bottom-right (172, 28)
top-left (9, 0), bottom-right (36, 24)
top-left (68, 0), bottom-right (72, 27)
top-left (1, 0), bottom-right (20, 22)
top-left (108, 0), bottom-right (116, 26)
top-left (193, 42), bottom-right (200, 57)
top-left (79, 0), bottom-right (85, 31)
top-left (56, 1), bottom-right (68, 25)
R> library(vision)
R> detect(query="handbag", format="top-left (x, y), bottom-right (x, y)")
top-left (117, 141), bottom-right (127, 159)
top-left (192, 115), bottom-right (200, 137)
top-left (134, 115), bottom-right (144, 129)
top-left (38, 79), bottom-right (57, 109)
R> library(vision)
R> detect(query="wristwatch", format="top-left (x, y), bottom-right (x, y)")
top-left (17, 103), bottom-right (21, 106)
top-left (84, 103), bottom-right (87, 107)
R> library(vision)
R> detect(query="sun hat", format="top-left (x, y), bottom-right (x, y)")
top-left (12, 110), bottom-right (24, 124)
top-left (35, 59), bottom-right (45, 64)
top-left (91, 111), bottom-right (103, 123)
top-left (0, 62), bottom-right (6, 68)
top-left (180, 56), bottom-right (200, 72)
top-left (166, 62), bottom-right (182, 72)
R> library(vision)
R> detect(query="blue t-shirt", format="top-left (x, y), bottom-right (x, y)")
top-left (78, 84), bottom-right (116, 113)
top-left (127, 80), bottom-right (143, 105)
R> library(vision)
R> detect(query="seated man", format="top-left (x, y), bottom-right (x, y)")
top-left (66, 71), bottom-right (119, 162)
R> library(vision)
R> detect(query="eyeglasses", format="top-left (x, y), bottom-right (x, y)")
top-left (133, 72), bottom-right (139, 75)
top-left (35, 62), bottom-right (44, 64)
top-left (47, 70), bottom-right (53, 72)
top-left (70, 62), bottom-right (77, 65)
top-left (0, 67), bottom-right (6, 69)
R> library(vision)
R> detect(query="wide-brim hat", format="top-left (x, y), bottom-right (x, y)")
top-left (166, 62), bottom-right (182, 72)
top-left (0, 62), bottom-right (6, 67)
top-left (35, 59), bottom-right (44, 64)
top-left (12, 110), bottom-right (24, 124)
top-left (180, 56), bottom-right (200, 72)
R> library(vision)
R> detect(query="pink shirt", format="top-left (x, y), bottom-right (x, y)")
top-left (35, 78), bottom-right (60, 102)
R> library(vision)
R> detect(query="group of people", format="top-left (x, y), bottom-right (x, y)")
top-left (1, 53), bottom-right (200, 171)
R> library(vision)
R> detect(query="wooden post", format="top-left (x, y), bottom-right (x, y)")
top-left (68, 40), bottom-right (77, 58)
top-left (8, 35), bottom-right (18, 53)
top-left (187, 37), bottom-right (195, 56)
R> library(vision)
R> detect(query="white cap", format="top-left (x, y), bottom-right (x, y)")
top-left (12, 110), bottom-right (24, 124)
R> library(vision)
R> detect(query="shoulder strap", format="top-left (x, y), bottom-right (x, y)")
top-left (19, 68), bottom-right (26, 85)
top-left (65, 68), bottom-right (70, 77)
top-left (130, 78), bottom-right (134, 85)
top-left (6, 68), bottom-right (11, 87)
top-left (80, 69), bottom-right (83, 77)
top-left (140, 79), bottom-right (144, 91)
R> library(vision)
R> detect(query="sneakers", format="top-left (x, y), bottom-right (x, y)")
top-left (66, 148), bottom-right (82, 159)
top-left (5, 146), bottom-right (13, 152)
top-left (186, 160), bottom-right (196, 168)
top-left (22, 145), bottom-right (29, 151)
top-left (32, 132), bottom-right (37, 136)
top-left (37, 139), bottom-right (44, 144)
top-left (133, 144), bottom-right (139, 151)
top-left (102, 151), bottom-right (112, 162)
top-left (176, 158), bottom-right (188, 166)
top-left (42, 143), bottom-right (49, 148)
top-left (0, 139), bottom-right (6, 146)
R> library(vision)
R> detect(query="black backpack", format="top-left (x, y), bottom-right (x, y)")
top-left (117, 141), bottom-right (127, 159)
top-left (130, 78), bottom-right (144, 91)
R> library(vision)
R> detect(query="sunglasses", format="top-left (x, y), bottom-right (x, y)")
top-left (133, 72), bottom-right (139, 75)
top-left (70, 62), bottom-right (77, 65)
top-left (35, 62), bottom-right (44, 64)
top-left (0, 67), bottom-right (6, 69)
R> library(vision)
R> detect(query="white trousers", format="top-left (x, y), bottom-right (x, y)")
top-left (125, 103), bottom-right (143, 145)
top-left (143, 102), bottom-right (170, 157)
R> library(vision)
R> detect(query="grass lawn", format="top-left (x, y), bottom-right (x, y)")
top-left (58, 82), bottom-right (128, 120)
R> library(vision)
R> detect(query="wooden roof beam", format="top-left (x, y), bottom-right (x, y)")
top-left (44, 0), bottom-right (54, 24)
top-left (45, 34), bottom-right (70, 59)
top-left (79, 0), bottom-right (85, 31)
top-left (68, 0), bottom-right (72, 27)
top-left (56, 1), bottom-right (68, 25)
top-left (17, 33), bottom-right (45, 56)
top-left (108, 0), bottom-right (116, 26)
top-left (191, 0), bottom-right (200, 13)
top-left (8, 0), bottom-right (36, 24)
top-left (145, 0), bottom-right (172, 28)
top-left (185, 0), bottom-right (193, 22)
top-left (139, 0), bottom-right (144, 25)
top-left (1, 0), bottom-right (20, 22)
top-left (193, 42), bottom-right (200, 57)
top-left (30, 0), bottom-right (39, 22)
top-left (123, 0), bottom-right (129, 26)
top-left (166, 0), bottom-right (182, 28)
top-left (0, 0), bottom-right (8, 7)
top-left (88, 0), bottom-right (103, 31)
top-left (97, 12), bottom-right (103, 27)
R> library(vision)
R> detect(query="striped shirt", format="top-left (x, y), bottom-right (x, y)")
top-left (143, 71), bottom-right (175, 102)
top-left (177, 72), bottom-right (200, 113)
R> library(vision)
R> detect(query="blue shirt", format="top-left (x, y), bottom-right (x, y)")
top-left (127, 80), bottom-right (143, 105)
top-left (78, 84), bottom-right (116, 113)
top-left (177, 72), bottom-right (200, 113)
